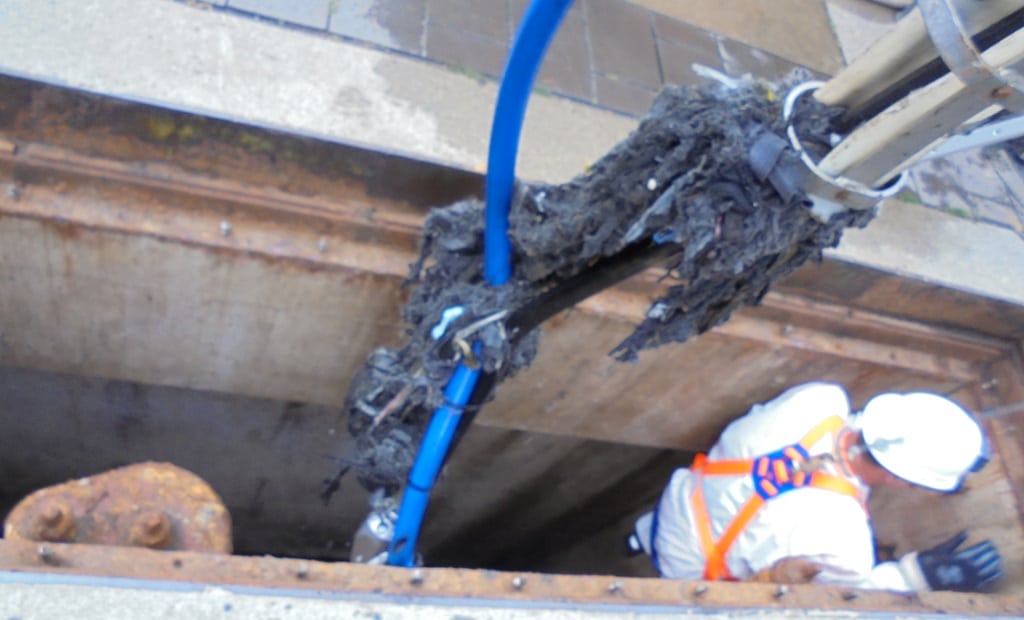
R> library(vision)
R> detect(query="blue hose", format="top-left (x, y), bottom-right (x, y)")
top-left (386, 0), bottom-right (573, 566)
top-left (386, 359), bottom-right (480, 567)
top-left (485, 0), bottom-right (575, 286)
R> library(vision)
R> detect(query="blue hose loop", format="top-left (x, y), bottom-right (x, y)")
top-left (485, 0), bottom-right (574, 286)
top-left (387, 0), bottom-right (572, 567)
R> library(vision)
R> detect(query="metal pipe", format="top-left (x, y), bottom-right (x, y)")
top-left (387, 0), bottom-right (573, 566)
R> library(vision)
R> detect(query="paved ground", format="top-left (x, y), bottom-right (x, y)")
top-left (196, 0), bottom-right (1024, 239)
top-left (205, 0), bottom-right (822, 118)
top-left (1, 0), bottom-right (1023, 302)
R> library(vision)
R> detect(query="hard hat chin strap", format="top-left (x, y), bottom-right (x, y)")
top-left (837, 426), bottom-right (896, 486)
top-left (835, 427), bottom-right (867, 481)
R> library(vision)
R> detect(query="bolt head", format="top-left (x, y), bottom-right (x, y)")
top-left (32, 503), bottom-right (76, 542)
top-left (40, 505), bottom-right (64, 526)
top-left (409, 568), bottom-right (425, 585)
top-left (37, 544), bottom-right (59, 565)
top-left (992, 86), bottom-right (1014, 100)
top-left (130, 511), bottom-right (172, 549)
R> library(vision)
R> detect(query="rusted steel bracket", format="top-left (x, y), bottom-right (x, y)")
top-left (3, 462), bottom-right (232, 553)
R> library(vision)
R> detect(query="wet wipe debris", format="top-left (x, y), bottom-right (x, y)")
top-left (333, 73), bottom-right (876, 493)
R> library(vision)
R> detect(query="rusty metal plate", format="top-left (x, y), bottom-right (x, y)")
top-left (0, 539), bottom-right (1022, 616)
top-left (3, 462), bottom-right (231, 553)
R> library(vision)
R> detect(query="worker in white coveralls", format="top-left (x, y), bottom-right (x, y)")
top-left (630, 382), bottom-right (1003, 592)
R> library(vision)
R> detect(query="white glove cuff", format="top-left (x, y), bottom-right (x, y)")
top-left (899, 552), bottom-right (932, 591)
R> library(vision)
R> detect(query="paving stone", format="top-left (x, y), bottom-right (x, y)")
top-left (594, 73), bottom-right (656, 117)
top-left (633, 0), bottom-right (844, 75)
top-left (718, 37), bottom-right (808, 81)
top-left (510, 0), bottom-right (582, 31)
top-left (652, 15), bottom-right (722, 87)
top-left (428, 0), bottom-right (508, 42)
top-left (989, 149), bottom-right (1024, 216)
top-left (971, 196), bottom-right (1024, 231)
top-left (925, 149), bottom-right (1018, 202)
top-left (824, 0), bottom-right (897, 65)
top-left (506, 5), bottom-right (590, 101)
top-left (911, 169), bottom-right (983, 222)
top-left (328, 0), bottom-right (425, 55)
top-left (228, 0), bottom-right (330, 29)
top-left (912, 150), bottom-right (1021, 232)
top-left (426, 22), bottom-right (508, 79)
top-left (584, 0), bottom-right (661, 89)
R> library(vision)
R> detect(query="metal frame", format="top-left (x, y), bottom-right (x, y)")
top-left (812, 1), bottom-right (1024, 188)
top-left (919, 0), bottom-right (1024, 113)
top-left (1, 539), bottom-right (1022, 616)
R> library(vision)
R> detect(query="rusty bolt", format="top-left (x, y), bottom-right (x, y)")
top-left (37, 544), bottom-right (59, 566)
top-left (32, 503), bottom-right (76, 542)
top-left (992, 86), bottom-right (1014, 101)
top-left (511, 576), bottom-right (526, 590)
top-left (130, 511), bottom-right (172, 549)
top-left (409, 568), bottom-right (425, 586)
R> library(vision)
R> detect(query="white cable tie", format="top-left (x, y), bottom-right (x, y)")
top-left (430, 306), bottom-right (466, 340)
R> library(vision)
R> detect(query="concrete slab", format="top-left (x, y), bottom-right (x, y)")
top-left (0, 0), bottom-right (636, 185)
top-left (833, 198), bottom-right (1024, 304)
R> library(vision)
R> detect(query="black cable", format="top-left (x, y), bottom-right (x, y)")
top-left (441, 240), bottom-right (684, 464)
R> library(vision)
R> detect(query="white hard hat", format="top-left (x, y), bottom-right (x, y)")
top-left (858, 392), bottom-right (987, 492)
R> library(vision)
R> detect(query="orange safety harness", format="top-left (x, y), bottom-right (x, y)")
top-left (687, 415), bottom-right (861, 580)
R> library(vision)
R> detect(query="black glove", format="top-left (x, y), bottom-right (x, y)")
top-left (916, 531), bottom-right (1003, 592)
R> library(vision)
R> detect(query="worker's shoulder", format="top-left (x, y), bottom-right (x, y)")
top-left (768, 382), bottom-right (851, 419)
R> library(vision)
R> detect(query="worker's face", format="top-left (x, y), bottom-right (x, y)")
top-left (852, 454), bottom-right (911, 488)
top-left (876, 468), bottom-right (913, 489)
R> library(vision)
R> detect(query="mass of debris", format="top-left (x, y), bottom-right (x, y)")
top-left (332, 73), bottom-right (876, 493)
